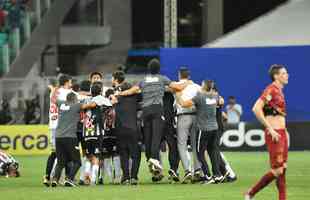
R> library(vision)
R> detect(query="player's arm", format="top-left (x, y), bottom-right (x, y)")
top-left (118, 85), bottom-right (141, 96)
top-left (169, 80), bottom-right (192, 92)
top-left (222, 111), bottom-right (228, 121)
top-left (285, 128), bottom-right (290, 147)
top-left (80, 102), bottom-right (97, 110)
top-left (175, 92), bottom-right (194, 108)
top-left (252, 99), bottom-right (280, 142)
top-left (160, 75), bottom-right (192, 92)
top-left (48, 85), bottom-right (56, 94)
top-left (109, 95), bottom-right (118, 105)
top-left (218, 96), bottom-right (225, 106)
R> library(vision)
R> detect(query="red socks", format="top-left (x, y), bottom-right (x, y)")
top-left (249, 170), bottom-right (287, 200)
top-left (276, 169), bottom-right (287, 200)
top-left (249, 171), bottom-right (276, 197)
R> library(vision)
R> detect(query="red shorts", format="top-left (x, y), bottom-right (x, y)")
top-left (265, 129), bottom-right (288, 169)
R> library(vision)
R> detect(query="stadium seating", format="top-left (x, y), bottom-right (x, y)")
top-left (0, 0), bottom-right (54, 76)
top-left (0, 0), bottom-right (28, 74)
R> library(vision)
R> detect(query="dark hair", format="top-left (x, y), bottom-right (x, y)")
top-left (89, 71), bottom-right (103, 80)
top-left (58, 74), bottom-right (72, 86)
top-left (66, 92), bottom-right (77, 103)
top-left (91, 82), bottom-right (103, 97)
top-left (147, 58), bottom-right (160, 74)
top-left (80, 80), bottom-right (91, 92)
top-left (105, 88), bottom-right (115, 98)
top-left (269, 64), bottom-right (285, 81)
top-left (117, 64), bottom-right (126, 72)
top-left (8, 163), bottom-right (20, 177)
top-left (72, 83), bottom-right (80, 92)
top-left (202, 80), bottom-right (215, 92)
top-left (112, 70), bottom-right (125, 83)
top-left (228, 96), bottom-right (235, 100)
top-left (179, 67), bottom-right (190, 79)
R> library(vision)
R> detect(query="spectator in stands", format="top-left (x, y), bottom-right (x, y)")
top-left (0, 98), bottom-right (14, 124)
top-left (24, 95), bottom-right (41, 124)
top-left (7, 0), bottom-right (24, 29)
top-left (0, 8), bottom-right (7, 31)
top-left (225, 96), bottom-right (242, 124)
top-left (0, 0), bottom-right (28, 31)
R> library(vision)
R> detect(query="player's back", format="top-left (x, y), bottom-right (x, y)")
top-left (56, 102), bottom-right (81, 138)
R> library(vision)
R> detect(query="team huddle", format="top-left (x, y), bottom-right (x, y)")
top-left (42, 59), bottom-right (237, 187)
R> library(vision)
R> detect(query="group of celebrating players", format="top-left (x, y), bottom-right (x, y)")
top-left (42, 59), bottom-right (238, 187)
top-left (0, 58), bottom-right (289, 200)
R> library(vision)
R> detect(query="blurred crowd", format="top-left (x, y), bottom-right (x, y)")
top-left (0, 95), bottom-right (41, 125)
top-left (0, 0), bottom-right (30, 33)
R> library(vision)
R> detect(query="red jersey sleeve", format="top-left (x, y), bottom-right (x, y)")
top-left (259, 85), bottom-right (275, 104)
top-left (259, 84), bottom-right (286, 116)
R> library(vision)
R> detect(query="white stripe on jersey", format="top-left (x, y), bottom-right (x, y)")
top-left (0, 151), bottom-right (15, 164)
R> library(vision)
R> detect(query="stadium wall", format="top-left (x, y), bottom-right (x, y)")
top-left (0, 125), bottom-right (50, 155)
top-left (220, 122), bottom-right (310, 151)
top-left (160, 46), bottom-right (310, 121)
top-left (1, 122), bottom-right (309, 155)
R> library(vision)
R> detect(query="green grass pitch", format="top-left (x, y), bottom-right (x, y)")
top-left (0, 152), bottom-right (309, 200)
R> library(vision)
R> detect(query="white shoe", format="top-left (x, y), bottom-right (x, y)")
top-left (202, 176), bottom-right (215, 185)
top-left (114, 176), bottom-right (121, 185)
top-left (214, 175), bottom-right (224, 183)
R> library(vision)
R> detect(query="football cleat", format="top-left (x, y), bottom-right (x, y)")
top-left (152, 173), bottom-right (164, 183)
top-left (130, 178), bottom-right (138, 185)
top-left (121, 179), bottom-right (130, 185)
top-left (78, 180), bottom-right (85, 186)
top-left (202, 176), bottom-right (215, 185)
top-left (214, 175), bottom-right (224, 184)
top-left (43, 176), bottom-right (50, 187)
top-left (192, 170), bottom-right (204, 183)
top-left (181, 170), bottom-right (192, 184)
top-left (51, 180), bottom-right (58, 187)
top-left (64, 179), bottom-right (77, 187)
top-left (168, 169), bottom-right (180, 183)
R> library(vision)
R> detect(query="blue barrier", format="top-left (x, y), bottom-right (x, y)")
top-left (160, 46), bottom-right (310, 121)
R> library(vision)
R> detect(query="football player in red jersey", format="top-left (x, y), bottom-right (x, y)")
top-left (245, 64), bottom-right (289, 200)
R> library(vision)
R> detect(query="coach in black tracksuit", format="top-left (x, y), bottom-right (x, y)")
top-left (112, 71), bottom-right (141, 185)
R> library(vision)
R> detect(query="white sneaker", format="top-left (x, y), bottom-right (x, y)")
top-left (202, 176), bottom-right (215, 185)
top-left (114, 176), bottom-right (121, 185)
top-left (214, 175), bottom-right (224, 183)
